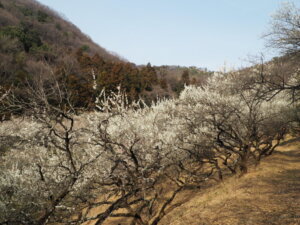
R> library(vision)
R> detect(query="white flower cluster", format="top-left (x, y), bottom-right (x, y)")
top-left (0, 72), bottom-right (293, 224)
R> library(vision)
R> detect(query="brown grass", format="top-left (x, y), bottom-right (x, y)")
top-left (159, 137), bottom-right (300, 225)
top-left (81, 137), bottom-right (300, 225)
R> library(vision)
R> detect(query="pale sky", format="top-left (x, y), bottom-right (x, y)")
top-left (37, 0), bottom-right (299, 70)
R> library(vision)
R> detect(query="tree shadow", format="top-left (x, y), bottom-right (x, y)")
top-left (278, 136), bottom-right (300, 146)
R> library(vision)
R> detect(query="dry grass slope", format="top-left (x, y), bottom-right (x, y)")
top-left (160, 137), bottom-right (300, 225)
top-left (82, 137), bottom-right (300, 225)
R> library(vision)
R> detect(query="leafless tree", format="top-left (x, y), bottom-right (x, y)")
top-left (260, 2), bottom-right (300, 103)
top-left (264, 2), bottom-right (300, 55)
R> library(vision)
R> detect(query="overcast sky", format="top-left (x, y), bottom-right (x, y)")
top-left (37, 0), bottom-right (299, 70)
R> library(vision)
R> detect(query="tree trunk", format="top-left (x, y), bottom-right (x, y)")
top-left (239, 147), bottom-right (250, 176)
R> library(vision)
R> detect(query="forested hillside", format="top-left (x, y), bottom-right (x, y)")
top-left (0, 0), bottom-right (120, 59)
top-left (0, 0), bottom-right (212, 113)
top-left (0, 0), bottom-right (121, 85)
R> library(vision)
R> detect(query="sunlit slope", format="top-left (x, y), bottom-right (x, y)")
top-left (160, 137), bottom-right (300, 225)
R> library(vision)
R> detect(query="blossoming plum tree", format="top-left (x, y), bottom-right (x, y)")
top-left (0, 70), bottom-right (291, 225)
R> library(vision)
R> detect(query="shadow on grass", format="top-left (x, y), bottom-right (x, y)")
top-left (271, 150), bottom-right (300, 164)
top-left (244, 147), bottom-right (300, 225)
top-left (161, 140), bottom-right (300, 225)
top-left (227, 148), bottom-right (300, 225)
top-left (253, 168), bottom-right (300, 224)
top-left (278, 136), bottom-right (300, 146)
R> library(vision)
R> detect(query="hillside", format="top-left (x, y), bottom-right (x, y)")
top-left (74, 136), bottom-right (300, 225)
top-left (154, 65), bottom-right (213, 96)
top-left (0, 0), bottom-right (213, 112)
top-left (0, 2), bottom-right (299, 225)
top-left (0, 0), bottom-right (120, 61)
top-left (160, 137), bottom-right (300, 225)
top-left (0, 0), bottom-right (122, 88)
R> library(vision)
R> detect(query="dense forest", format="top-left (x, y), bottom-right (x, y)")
top-left (0, 0), bottom-right (299, 225)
